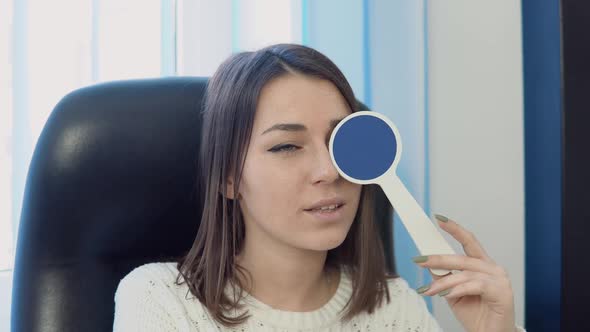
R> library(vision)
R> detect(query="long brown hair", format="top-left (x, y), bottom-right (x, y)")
top-left (175, 43), bottom-right (399, 328)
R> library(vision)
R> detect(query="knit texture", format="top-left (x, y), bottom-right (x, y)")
top-left (112, 262), bottom-right (526, 332)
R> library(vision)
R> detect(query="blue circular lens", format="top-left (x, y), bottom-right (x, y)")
top-left (333, 114), bottom-right (397, 181)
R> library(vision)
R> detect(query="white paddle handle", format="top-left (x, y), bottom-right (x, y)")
top-left (380, 174), bottom-right (456, 276)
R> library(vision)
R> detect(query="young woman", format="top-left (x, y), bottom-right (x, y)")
top-left (113, 43), bottom-right (525, 332)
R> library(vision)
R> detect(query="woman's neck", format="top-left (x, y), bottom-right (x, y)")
top-left (234, 254), bottom-right (340, 312)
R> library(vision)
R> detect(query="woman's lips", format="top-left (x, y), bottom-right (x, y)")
top-left (304, 204), bottom-right (345, 222)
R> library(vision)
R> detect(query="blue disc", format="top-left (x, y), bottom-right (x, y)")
top-left (333, 114), bottom-right (397, 181)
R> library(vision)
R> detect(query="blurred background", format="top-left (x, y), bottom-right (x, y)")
top-left (2, 0), bottom-right (579, 331)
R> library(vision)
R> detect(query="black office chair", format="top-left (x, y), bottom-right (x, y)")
top-left (10, 77), bottom-right (395, 332)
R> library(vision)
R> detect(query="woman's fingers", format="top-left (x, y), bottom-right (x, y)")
top-left (435, 278), bottom-right (491, 300)
top-left (433, 274), bottom-right (512, 303)
top-left (416, 270), bottom-right (491, 297)
top-left (434, 214), bottom-right (494, 263)
top-left (414, 254), bottom-right (507, 277)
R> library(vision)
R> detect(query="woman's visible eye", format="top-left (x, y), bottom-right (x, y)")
top-left (269, 144), bottom-right (300, 154)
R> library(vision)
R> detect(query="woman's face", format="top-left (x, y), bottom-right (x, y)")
top-left (229, 73), bottom-right (362, 252)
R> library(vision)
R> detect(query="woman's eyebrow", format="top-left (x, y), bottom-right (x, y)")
top-left (261, 118), bottom-right (344, 136)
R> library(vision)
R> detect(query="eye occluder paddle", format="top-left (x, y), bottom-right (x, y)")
top-left (329, 111), bottom-right (456, 276)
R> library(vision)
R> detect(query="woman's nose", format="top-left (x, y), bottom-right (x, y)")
top-left (311, 144), bottom-right (340, 183)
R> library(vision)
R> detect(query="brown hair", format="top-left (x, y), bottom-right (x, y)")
top-left (175, 43), bottom-right (399, 328)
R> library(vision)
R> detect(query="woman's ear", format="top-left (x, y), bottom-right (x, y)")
top-left (222, 175), bottom-right (239, 200)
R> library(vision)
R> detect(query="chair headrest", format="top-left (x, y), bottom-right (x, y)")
top-left (12, 77), bottom-right (208, 332)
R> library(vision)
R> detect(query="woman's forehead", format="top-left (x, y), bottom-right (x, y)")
top-left (253, 106), bottom-right (348, 138)
top-left (254, 77), bottom-right (350, 135)
top-left (258, 74), bottom-right (342, 107)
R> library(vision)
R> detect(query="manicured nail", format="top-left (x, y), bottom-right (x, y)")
top-left (434, 214), bottom-right (449, 222)
top-left (438, 288), bottom-right (452, 297)
top-left (412, 255), bottom-right (429, 263)
top-left (416, 285), bottom-right (430, 294)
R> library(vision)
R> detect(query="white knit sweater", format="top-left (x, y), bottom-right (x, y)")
top-left (112, 262), bottom-right (526, 332)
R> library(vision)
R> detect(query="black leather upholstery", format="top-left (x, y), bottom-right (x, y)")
top-left (10, 77), bottom-right (394, 332)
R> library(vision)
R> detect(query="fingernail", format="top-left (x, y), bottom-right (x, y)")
top-left (434, 214), bottom-right (449, 222)
top-left (438, 288), bottom-right (452, 297)
top-left (412, 255), bottom-right (429, 263)
top-left (416, 285), bottom-right (430, 294)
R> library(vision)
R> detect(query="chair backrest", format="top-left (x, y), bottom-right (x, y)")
top-left (10, 76), bottom-right (395, 332)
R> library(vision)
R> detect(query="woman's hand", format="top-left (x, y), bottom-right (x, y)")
top-left (412, 214), bottom-right (517, 332)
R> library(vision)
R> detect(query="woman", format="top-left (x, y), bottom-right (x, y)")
top-left (113, 43), bottom-right (525, 331)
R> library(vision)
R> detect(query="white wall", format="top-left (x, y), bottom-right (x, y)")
top-left (0, 271), bottom-right (12, 331)
top-left (427, 0), bottom-right (525, 330)
top-left (176, 0), bottom-right (232, 77)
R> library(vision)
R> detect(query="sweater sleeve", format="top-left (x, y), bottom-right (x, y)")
top-left (112, 266), bottom-right (187, 332)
